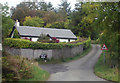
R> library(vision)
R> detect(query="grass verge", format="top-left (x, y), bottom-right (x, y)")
top-left (2, 52), bottom-right (50, 82)
top-left (20, 66), bottom-right (50, 81)
top-left (37, 45), bottom-right (92, 64)
top-left (94, 52), bottom-right (118, 82)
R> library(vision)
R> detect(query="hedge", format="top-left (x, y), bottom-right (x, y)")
top-left (3, 37), bottom-right (91, 50)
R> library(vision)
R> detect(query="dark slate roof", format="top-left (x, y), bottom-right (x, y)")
top-left (16, 26), bottom-right (77, 39)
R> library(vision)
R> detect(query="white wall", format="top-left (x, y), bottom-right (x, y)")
top-left (32, 38), bottom-right (38, 42)
top-left (21, 37), bottom-right (75, 42)
top-left (59, 39), bottom-right (68, 42)
top-left (21, 37), bottom-right (38, 42)
top-left (59, 39), bottom-right (75, 42)
top-left (70, 39), bottom-right (76, 42)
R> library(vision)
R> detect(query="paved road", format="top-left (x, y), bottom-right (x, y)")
top-left (39, 45), bottom-right (109, 81)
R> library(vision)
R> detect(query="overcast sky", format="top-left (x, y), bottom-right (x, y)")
top-left (0, 0), bottom-right (77, 10)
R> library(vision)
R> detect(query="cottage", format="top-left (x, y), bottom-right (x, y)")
top-left (10, 21), bottom-right (77, 42)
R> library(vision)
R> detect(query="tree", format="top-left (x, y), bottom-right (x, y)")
top-left (59, 0), bottom-right (71, 15)
top-left (1, 2), bottom-right (9, 16)
top-left (12, 8), bottom-right (26, 24)
top-left (57, 8), bottom-right (67, 22)
top-left (11, 2), bottom-right (30, 24)
top-left (94, 2), bottom-right (119, 67)
top-left (10, 6), bottom-right (15, 17)
top-left (23, 16), bottom-right (44, 27)
top-left (43, 11), bottom-right (62, 25)
top-left (68, 2), bottom-right (100, 38)
top-left (45, 21), bottom-right (65, 29)
top-left (37, 1), bottom-right (53, 11)
top-left (2, 16), bottom-right (14, 38)
top-left (24, 2), bottom-right (37, 10)
top-left (28, 10), bottom-right (37, 17)
top-left (47, 2), bottom-right (54, 11)
top-left (1, 3), bottom-right (15, 39)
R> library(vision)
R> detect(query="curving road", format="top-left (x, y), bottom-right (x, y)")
top-left (39, 44), bottom-right (110, 81)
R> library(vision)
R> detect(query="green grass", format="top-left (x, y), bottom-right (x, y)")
top-left (37, 45), bottom-right (92, 64)
top-left (94, 53), bottom-right (118, 82)
top-left (20, 66), bottom-right (50, 81)
top-left (2, 52), bottom-right (50, 82)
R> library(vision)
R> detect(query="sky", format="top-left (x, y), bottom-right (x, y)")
top-left (0, 0), bottom-right (77, 10)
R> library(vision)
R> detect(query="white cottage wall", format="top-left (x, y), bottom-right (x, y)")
top-left (59, 39), bottom-right (75, 42)
top-left (32, 38), bottom-right (38, 42)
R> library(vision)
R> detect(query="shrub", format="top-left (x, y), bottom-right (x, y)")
top-left (2, 52), bottom-right (49, 82)
top-left (3, 37), bottom-right (91, 49)
top-left (2, 53), bottom-right (35, 82)
top-left (83, 37), bottom-right (91, 50)
top-left (37, 34), bottom-right (50, 42)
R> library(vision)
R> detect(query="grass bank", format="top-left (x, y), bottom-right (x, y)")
top-left (2, 52), bottom-right (50, 82)
top-left (94, 52), bottom-right (118, 82)
top-left (20, 66), bottom-right (49, 81)
top-left (37, 45), bottom-right (92, 64)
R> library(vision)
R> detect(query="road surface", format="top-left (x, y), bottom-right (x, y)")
top-left (39, 44), bottom-right (110, 81)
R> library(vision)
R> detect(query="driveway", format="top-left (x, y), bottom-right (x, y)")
top-left (39, 44), bottom-right (111, 81)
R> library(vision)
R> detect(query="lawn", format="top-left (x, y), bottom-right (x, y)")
top-left (94, 52), bottom-right (118, 82)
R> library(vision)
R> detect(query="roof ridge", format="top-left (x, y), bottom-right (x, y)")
top-left (18, 26), bottom-right (71, 31)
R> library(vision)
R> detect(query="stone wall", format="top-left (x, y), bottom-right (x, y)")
top-left (5, 45), bottom-right (83, 60)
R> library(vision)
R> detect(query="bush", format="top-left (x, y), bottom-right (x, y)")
top-left (2, 52), bottom-right (50, 82)
top-left (3, 37), bottom-right (91, 50)
top-left (37, 40), bottom-right (55, 43)
top-left (2, 53), bottom-right (35, 82)
top-left (83, 37), bottom-right (91, 50)
top-left (37, 34), bottom-right (50, 42)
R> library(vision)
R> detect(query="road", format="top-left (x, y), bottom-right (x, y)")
top-left (39, 44), bottom-right (110, 81)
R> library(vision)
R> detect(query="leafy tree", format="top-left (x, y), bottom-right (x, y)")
top-left (47, 2), bottom-right (54, 11)
top-left (43, 11), bottom-right (63, 25)
top-left (1, 3), bottom-right (15, 39)
top-left (28, 10), bottom-right (37, 17)
top-left (59, 0), bottom-right (71, 15)
top-left (23, 16), bottom-right (44, 27)
top-left (37, 1), bottom-right (53, 11)
top-left (69, 2), bottom-right (100, 38)
top-left (80, 3), bottom-right (100, 39)
top-left (57, 8), bottom-right (67, 22)
top-left (11, 2), bottom-right (30, 24)
top-left (2, 16), bottom-right (14, 38)
top-left (10, 6), bottom-right (15, 17)
top-left (1, 2), bottom-right (9, 16)
top-left (24, 2), bottom-right (37, 10)
top-left (94, 2), bottom-right (119, 67)
top-left (45, 22), bottom-right (65, 29)
top-left (12, 8), bottom-right (26, 24)
top-left (38, 1), bottom-right (48, 11)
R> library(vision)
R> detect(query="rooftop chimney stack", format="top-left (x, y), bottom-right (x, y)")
top-left (15, 20), bottom-right (20, 27)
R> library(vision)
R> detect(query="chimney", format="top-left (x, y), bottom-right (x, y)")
top-left (15, 20), bottom-right (20, 27)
